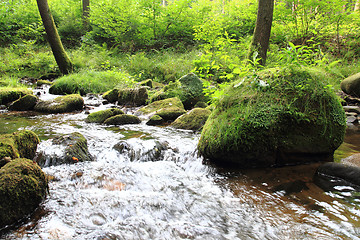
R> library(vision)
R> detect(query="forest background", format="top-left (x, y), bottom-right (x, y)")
top-left (1, 0), bottom-right (360, 101)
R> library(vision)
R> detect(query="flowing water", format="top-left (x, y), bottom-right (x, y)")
top-left (1, 88), bottom-right (360, 239)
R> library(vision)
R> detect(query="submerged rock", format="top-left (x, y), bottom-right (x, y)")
top-left (0, 88), bottom-right (33, 106)
top-left (340, 72), bottom-right (360, 97)
top-left (198, 66), bottom-right (346, 168)
top-left (85, 108), bottom-right (124, 123)
top-left (0, 158), bottom-right (48, 228)
top-left (36, 132), bottom-right (94, 167)
top-left (314, 162), bottom-right (360, 191)
top-left (8, 94), bottom-right (38, 111)
top-left (171, 108), bottom-right (211, 131)
top-left (0, 130), bottom-right (40, 160)
top-left (34, 94), bottom-right (84, 113)
top-left (104, 114), bottom-right (141, 125)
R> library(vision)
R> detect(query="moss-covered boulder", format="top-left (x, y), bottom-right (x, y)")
top-left (0, 158), bottom-right (48, 228)
top-left (36, 80), bottom-right (53, 86)
top-left (198, 66), bottom-right (347, 168)
top-left (8, 94), bottom-right (38, 111)
top-left (102, 89), bottom-right (119, 103)
top-left (103, 114), bottom-right (141, 125)
top-left (171, 108), bottom-right (211, 131)
top-left (146, 114), bottom-right (164, 126)
top-left (85, 108), bottom-right (124, 123)
top-left (0, 130), bottom-right (40, 160)
top-left (136, 97), bottom-right (186, 121)
top-left (34, 94), bottom-right (84, 113)
top-left (150, 73), bottom-right (205, 109)
top-left (138, 79), bottom-right (164, 89)
top-left (118, 87), bottom-right (148, 107)
top-left (36, 132), bottom-right (93, 167)
top-left (0, 88), bottom-right (33, 105)
top-left (340, 72), bottom-right (360, 97)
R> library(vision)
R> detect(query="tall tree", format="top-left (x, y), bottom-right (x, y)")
top-left (83, 0), bottom-right (90, 29)
top-left (36, 0), bottom-right (73, 74)
top-left (248, 0), bottom-right (274, 66)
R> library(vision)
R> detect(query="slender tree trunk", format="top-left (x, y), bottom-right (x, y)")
top-left (36, 0), bottom-right (73, 75)
top-left (248, 0), bottom-right (274, 66)
top-left (355, 0), bottom-right (360, 11)
top-left (82, 0), bottom-right (90, 30)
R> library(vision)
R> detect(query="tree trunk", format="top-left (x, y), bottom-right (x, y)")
top-left (36, 0), bottom-right (73, 75)
top-left (82, 0), bottom-right (90, 29)
top-left (248, 0), bottom-right (274, 66)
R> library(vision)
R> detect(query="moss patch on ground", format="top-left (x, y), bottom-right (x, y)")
top-left (198, 66), bottom-right (347, 167)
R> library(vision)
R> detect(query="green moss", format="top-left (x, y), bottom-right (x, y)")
top-left (8, 94), bottom-right (38, 111)
top-left (103, 114), bottom-right (141, 125)
top-left (36, 80), bottom-right (53, 86)
top-left (0, 130), bottom-right (39, 160)
top-left (0, 158), bottom-right (48, 227)
top-left (102, 89), bottom-right (119, 103)
top-left (0, 87), bottom-right (32, 105)
top-left (118, 87), bottom-right (148, 106)
top-left (198, 66), bottom-right (347, 167)
top-left (85, 108), bottom-right (124, 123)
top-left (171, 108), bottom-right (211, 131)
top-left (156, 107), bottom-right (187, 121)
top-left (136, 97), bottom-right (184, 115)
top-left (146, 114), bottom-right (164, 126)
top-left (34, 94), bottom-right (84, 113)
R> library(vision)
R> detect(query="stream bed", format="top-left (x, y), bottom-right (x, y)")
top-left (1, 90), bottom-right (360, 239)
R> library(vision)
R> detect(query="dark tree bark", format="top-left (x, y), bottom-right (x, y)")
top-left (82, 0), bottom-right (90, 29)
top-left (36, 0), bottom-right (73, 75)
top-left (248, 0), bottom-right (274, 66)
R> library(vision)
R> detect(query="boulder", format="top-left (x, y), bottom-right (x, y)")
top-left (340, 72), bottom-right (360, 97)
top-left (36, 132), bottom-right (94, 167)
top-left (314, 162), bottom-right (360, 191)
top-left (149, 73), bottom-right (205, 109)
top-left (138, 79), bottom-right (164, 89)
top-left (8, 94), bottom-right (38, 111)
top-left (136, 97), bottom-right (186, 121)
top-left (146, 114), bottom-right (164, 126)
top-left (0, 88), bottom-right (33, 105)
top-left (36, 80), bottom-right (53, 86)
top-left (198, 66), bottom-right (347, 168)
top-left (118, 87), bottom-right (148, 106)
top-left (171, 108), bottom-right (211, 131)
top-left (85, 108), bottom-right (124, 123)
top-left (341, 153), bottom-right (360, 167)
top-left (34, 94), bottom-right (84, 113)
top-left (103, 114), bottom-right (141, 125)
top-left (0, 130), bottom-right (40, 160)
top-left (0, 158), bottom-right (48, 228)
top-left (102, 89), bottom-right (119, 103)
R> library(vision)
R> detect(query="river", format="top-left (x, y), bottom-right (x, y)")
top-left (1, 88), bottom-right (360, 239)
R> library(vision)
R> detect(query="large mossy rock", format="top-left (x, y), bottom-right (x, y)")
top-left (104, 114), bottom-right (141, 125)
top-left (0, 130), bottom-right (40, 160)
top-left (34, 94), bottom-right (84, 113)
top-left (8, 94), bottom-right (38, 111)
top-left (150, 73), bottom-right (205, 109)
top-left (198, 66), bottom-right (347, 168)
top-left (171, 108), bottom-right (211, 131)
top-left (0, 158), bottom-right (48, 228)
top-left (340, 72), bottom-right (360, 97)
top-left (36, 132), bottom-right (93, 167)
top-left (0, 88), bottom-right (33, 105)
top-left (85, 108), bottom-right (124, 123)
top-left (118, 87), bottom-right (148, 106)
top-left (136, 97), bottom-right (186, 121)
top-left (102, 89), bottom-right (119, 103)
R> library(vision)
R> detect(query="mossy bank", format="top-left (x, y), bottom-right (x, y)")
top-left (198, 66), bottom-right (347, 168)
